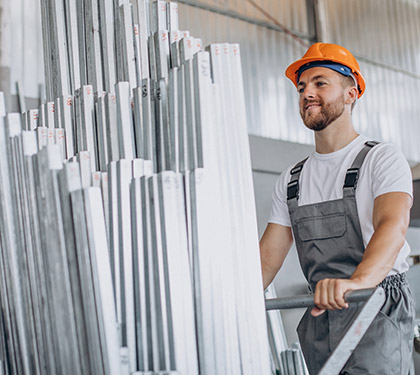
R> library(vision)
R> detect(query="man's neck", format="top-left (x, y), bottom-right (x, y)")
top-left (314, 116), bottom-right (358, 154)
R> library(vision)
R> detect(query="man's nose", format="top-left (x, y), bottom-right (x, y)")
top-left (301, 85), bottom-right (315, 98)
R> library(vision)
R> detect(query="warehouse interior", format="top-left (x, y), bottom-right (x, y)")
top-left (0, 0), bottom-right (420, 374)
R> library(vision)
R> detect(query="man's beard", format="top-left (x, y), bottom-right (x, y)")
top-left (300, 95), bottom-right (345, 131)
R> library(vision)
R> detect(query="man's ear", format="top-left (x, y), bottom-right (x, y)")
top-left (345, 86), bottom-right (358, 105)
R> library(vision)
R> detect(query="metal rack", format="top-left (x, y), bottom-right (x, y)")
top-left (0, 1), bottom-right (271, 374)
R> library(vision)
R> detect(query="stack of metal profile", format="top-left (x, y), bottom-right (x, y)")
top-left (0, 1), bottom-right (271, 374)
top-left (265, 286), bottom-right (309, 375)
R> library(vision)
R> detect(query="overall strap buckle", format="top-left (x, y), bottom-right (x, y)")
top-left (287, 157), bottom-right (308, 202)
top-left (365, 140), bottom-right (379, 148)
top-left (287, 181), bottom-right (299, 200)
top-left (343, 168), bottom-right (359, 189)
top-left (290, 164), bottom-right (304, 175)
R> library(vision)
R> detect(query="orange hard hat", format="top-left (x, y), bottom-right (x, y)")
top-left (285, 43), bottom-right (366, 98)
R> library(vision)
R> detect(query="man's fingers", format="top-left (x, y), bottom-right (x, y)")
top-left (311, 306), bottom-right (326, 317)
top-left (328, 280), bottom-right (342, 310)
top-left (314, 279), bottom-right (351, 311)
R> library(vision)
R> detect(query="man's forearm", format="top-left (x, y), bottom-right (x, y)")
top-left (350, 221), bottom-right (406, 287)
top-left (261, 262), bottom-right (280, 290)
top-left (259, 223), bottom-right (294, 290)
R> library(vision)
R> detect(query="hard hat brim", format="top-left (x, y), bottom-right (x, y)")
top-left (285, 56), bottom-right (366, 98)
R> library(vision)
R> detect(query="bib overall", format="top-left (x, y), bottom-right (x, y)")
top-left (286, 141), bottom-right (415, 375)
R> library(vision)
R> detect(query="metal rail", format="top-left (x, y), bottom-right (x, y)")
top-left (265, 287), bottom-right (378, 310)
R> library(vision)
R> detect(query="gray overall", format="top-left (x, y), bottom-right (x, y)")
top-left (286, 141), bottom-right (415, 375)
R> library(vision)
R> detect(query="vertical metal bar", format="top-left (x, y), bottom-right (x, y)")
top-left (83, 187), bottom-right (122, 375)
top-left (67, 163), bottom-right (104, 375)
top-left (116, 81), bottom-right (136, 160)
top-left (105, 92), bottom-right (120, 161)
top-left (154, 31), bottom-right (170, 80)
top-left (155, 79), bottom-right (171, 171)
top-left (166, 2), bottom-right (179, 31)
top-left (148, 35), bottom-right (157, 81)
top-left (54, 97), bottom-right (63, 129)
top-left (176, 65), bottom-right (187, 173)
top-left (48, 0), bottom-right (71, 98)
top-left (169, 32), bottom-right (181, 69)
top-left (117, 159), bottom-right (136, 372)
top-left (151, 1), bottom-right (168, 33)
top-left (98, 0), bottom-right (117, 92)
top-left (96, 94), bottom-right (110, 171)
top-left (113, 0), bottom-right (125, 83)
top-left (28, 110), bottom-right (38, 131)
top-left (54, 128), bottom-right (66, 160)
top-left (183, 59), bottom-right (198, 169)
top-left (108, 161), bottom-right (121, 336)
top-left (78, 151), bottom-right (93, 188)
top-left (57, 162), bottom-right (91, 375)
top-left (46, 102), bottom-right (55, 129)
top-left (133, 87), bottom-right (145, 159)
top-left (64, 0), bottom-right (82, 92)
top-left (80, 85), bottom-right (98, 171)
top-left (85, 0), bottom-right (105, 94)
top-left (40, 0), bottom-right (52, 101)
top-left (135, 0), bottom-right (150, 79)
top-left (168, 69), bottom-right (179, 172)
top-left (101, 171), bottom-right (110, 240)
top-left (158, 171), bottom-right (199, 375)
top-left (47, 128), bottom-right (55, 145)
top-left (120, 4), bottom-right (138, 92)
top-left (36, 127), bottom-right (48, 150)
top-left (74, 88), bottom-right (84, 153)
top-left (133, 24), bottom-right (143, 87)
top-left (147, 175), bottom-right (171, 371)
top-left (141, 78), bottom-right (156, 167)
top-left (60, 95), bottom-right (75, 158)
top-left (76, 0), bottom-right (88, 86)
top-left (139, 175), bottom-right (159, 370)
top-left (131, 177), bottom-right (151, 371)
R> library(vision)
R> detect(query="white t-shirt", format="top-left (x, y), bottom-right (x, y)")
top-left (268, 135), bottom-right (413, 274)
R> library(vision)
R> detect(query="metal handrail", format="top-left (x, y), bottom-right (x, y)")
top-left (265, 287), bottom-right (377, 311)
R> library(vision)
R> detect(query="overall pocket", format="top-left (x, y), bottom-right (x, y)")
top-left (296, 213), bottom-right (347, 242)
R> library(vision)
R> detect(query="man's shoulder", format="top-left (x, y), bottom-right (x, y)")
top-left (365, 140), bottom-right (406, 165)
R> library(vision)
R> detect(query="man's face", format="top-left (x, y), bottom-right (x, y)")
top-left (297, 67), bottom-right (347, 131)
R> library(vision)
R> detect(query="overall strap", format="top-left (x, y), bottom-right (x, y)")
top-left (286, 157), bottom-right (309, 212)
top-left (343, 140), bottom-right (380, 198)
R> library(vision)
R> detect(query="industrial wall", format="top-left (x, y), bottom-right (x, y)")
top-left (177, 0), bottom-right (420, 162)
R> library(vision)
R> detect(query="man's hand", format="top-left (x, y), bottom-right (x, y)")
top-left (311, 278), bottom-right (365, 317)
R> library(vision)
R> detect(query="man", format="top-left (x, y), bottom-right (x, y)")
top-left (260, 43), bottom-right (415, 374)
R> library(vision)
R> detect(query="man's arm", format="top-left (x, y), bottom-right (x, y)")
top-left (312, 191), bottom-right (412, 316)
top-left (259, 223), bottom-right (294, 290)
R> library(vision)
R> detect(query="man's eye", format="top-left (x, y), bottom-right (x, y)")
top-left (298, 88), bottom-right (304, 93)
top-left (316, 82), bottom-right (326, 87)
